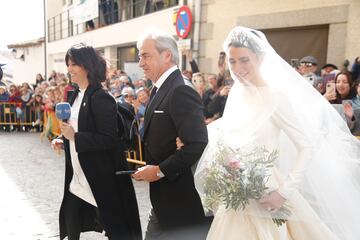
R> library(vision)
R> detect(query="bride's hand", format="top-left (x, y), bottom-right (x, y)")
top-left (259, 191), bottom-right (286, 212)
top-left (176, 137), bottom-right (184, 150)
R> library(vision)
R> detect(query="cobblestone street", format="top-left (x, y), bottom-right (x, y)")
top-left (0, 132), bottom-right (151, 240)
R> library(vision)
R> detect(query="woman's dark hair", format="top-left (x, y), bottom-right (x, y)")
top-left (334, 71), bottom-right (356, 102)
top-left (36, 73), bottom-right (44, 82)
top-left (65, 43), bottom-right (106, 86)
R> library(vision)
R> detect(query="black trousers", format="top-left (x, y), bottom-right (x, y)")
top-left (63, 192), bottom-right (131, 240)
top-left (145, 208), bottom-right (212, 240)
top-left (62, 192), bottom-right (104, 240)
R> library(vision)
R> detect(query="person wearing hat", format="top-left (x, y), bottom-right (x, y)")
top-left (299, 56), bottom-right (319, 75)
top-left (321, 63), bottom-right (338, 76)
top-left (299, 56), bottom-right (320, 86)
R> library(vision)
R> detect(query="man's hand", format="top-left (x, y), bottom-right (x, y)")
top-left (132, 165), bottom-right (161, 182)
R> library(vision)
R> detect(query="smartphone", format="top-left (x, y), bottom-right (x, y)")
top-left (323, 73), bottom-right (336, 86)
top-left (326, 82), bottom-right (336, 96)
top-left (115, 170), bottom-right (136, 175)
top-left (224, 79), bottom-right (234, 86)
top-left (218, 52), bottom-right (226, 67)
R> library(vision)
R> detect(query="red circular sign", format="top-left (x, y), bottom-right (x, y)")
top-left (175, 6), bottom-right (193, 39)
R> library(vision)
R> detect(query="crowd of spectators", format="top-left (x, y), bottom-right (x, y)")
top-left (1, 50), bottom-right (360, 140)
top-left (0, 71), bottom-right (74, 137)
top-left (181, 51), bottom-right (360, 135)
top-left (293, 54), bottom-right (360, 135)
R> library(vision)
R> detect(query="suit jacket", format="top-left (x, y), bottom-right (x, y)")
top-left (59, 84), bottom-right (142, 240)
top-left (143, 69), bottom-right (208, 229)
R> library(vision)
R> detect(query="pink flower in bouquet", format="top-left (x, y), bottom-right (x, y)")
top-left (228, 159), bottom-right (241, 169)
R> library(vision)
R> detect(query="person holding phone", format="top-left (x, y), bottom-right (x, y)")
top-left (323, 71), bottom-right (359, 135)
top-left (324, 71), bottom-right (355, 104)
top-left (324, 80), bottom-right (336, 101)
top-left (51, 43), bottom-right (141, 240)
top-left (218, 51), bottom-right (226, 69)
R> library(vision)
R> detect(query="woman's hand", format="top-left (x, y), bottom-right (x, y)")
top-left (176, 137), bottom-right (184, 150)
top-left (258, 191), bottom-right (286, 212)
top-left (220, 86), bottom-right (231, 96)
top-left (181, 49), bottom-right (193, 62)
top-left (324, 91), bottom-right (336, 101)
top-left (132, 99), bottom-right (141, 111)
top-left (343, 102), bottom-right (354, 119)
top-left (51, 138), bottom-right (64, 151)
top-left (60, 122), bottom-right (75, 141)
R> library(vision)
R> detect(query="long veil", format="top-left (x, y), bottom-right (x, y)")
top-left (194, 26), bottom-right (360, 239)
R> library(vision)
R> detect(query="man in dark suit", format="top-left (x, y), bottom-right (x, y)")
top-left (133, 28), bottom-right (212, 239)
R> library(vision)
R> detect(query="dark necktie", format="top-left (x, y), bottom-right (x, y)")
top-left (149, 86), bottom-right (158, 102)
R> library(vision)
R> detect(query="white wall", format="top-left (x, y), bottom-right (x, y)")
top-left (47, 7), bottom-right (178, 73)
top-left (47, 0), bottom-right (67, 19)
top-left (200, 0), bottom-right (359, 73)
top-left (12, 45), bottom-right (45, 85)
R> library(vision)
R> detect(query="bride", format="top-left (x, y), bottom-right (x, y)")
top-left (191, 27), bottom-right (360, 240)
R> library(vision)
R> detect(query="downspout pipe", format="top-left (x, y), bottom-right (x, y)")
top-left (192, 0), bottom-right (201, 62)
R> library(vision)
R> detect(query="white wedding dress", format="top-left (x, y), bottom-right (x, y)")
top-left (195, 26), bottom-right (360, 240)
top-left (205, 91), bottom-right (338, 240)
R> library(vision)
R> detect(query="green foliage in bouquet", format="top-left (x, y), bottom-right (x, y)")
top-left (202, 141), bottom-right (290, 226)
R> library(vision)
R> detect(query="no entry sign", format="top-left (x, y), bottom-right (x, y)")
top-left (175, 6), bottom-right (193, 39)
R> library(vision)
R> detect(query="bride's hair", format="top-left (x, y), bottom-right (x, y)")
top-left (224, 29), bottom-right (265, 56)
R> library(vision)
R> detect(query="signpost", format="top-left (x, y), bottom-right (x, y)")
top-left (177, 38), bottom-right (191, 51)
top-left (175, 6), bottom-right (193, 39)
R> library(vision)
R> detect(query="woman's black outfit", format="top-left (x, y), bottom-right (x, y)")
top-left (59, 84), bottom-right (142, 240)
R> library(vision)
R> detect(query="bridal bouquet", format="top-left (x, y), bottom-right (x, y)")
top-left (202, 141), bottom-right (291, 226)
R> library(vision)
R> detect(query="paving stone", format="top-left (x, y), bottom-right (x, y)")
top-left (0, 132), bottom-right (151, 239)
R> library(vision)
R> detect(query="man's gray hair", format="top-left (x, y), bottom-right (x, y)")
top-left (137, 27), bottom-right (179, 65)
top-left (119, 75), bottom-right (129, 82)
top-left (121, 86), bottom-right (135, 96)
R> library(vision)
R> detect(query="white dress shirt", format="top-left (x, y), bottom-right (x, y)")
top-left (154, 65), bottom-right (178, 90)
top-left (68, 89), bottom-right (97, 207)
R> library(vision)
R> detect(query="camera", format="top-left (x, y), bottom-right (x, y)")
top-left (224, 79), bottom-right (234, 86)
top-left (303, 73), bottom-right (317, 85)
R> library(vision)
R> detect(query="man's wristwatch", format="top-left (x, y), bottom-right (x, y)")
top-left (156, 168), bottom-right (165, 178)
